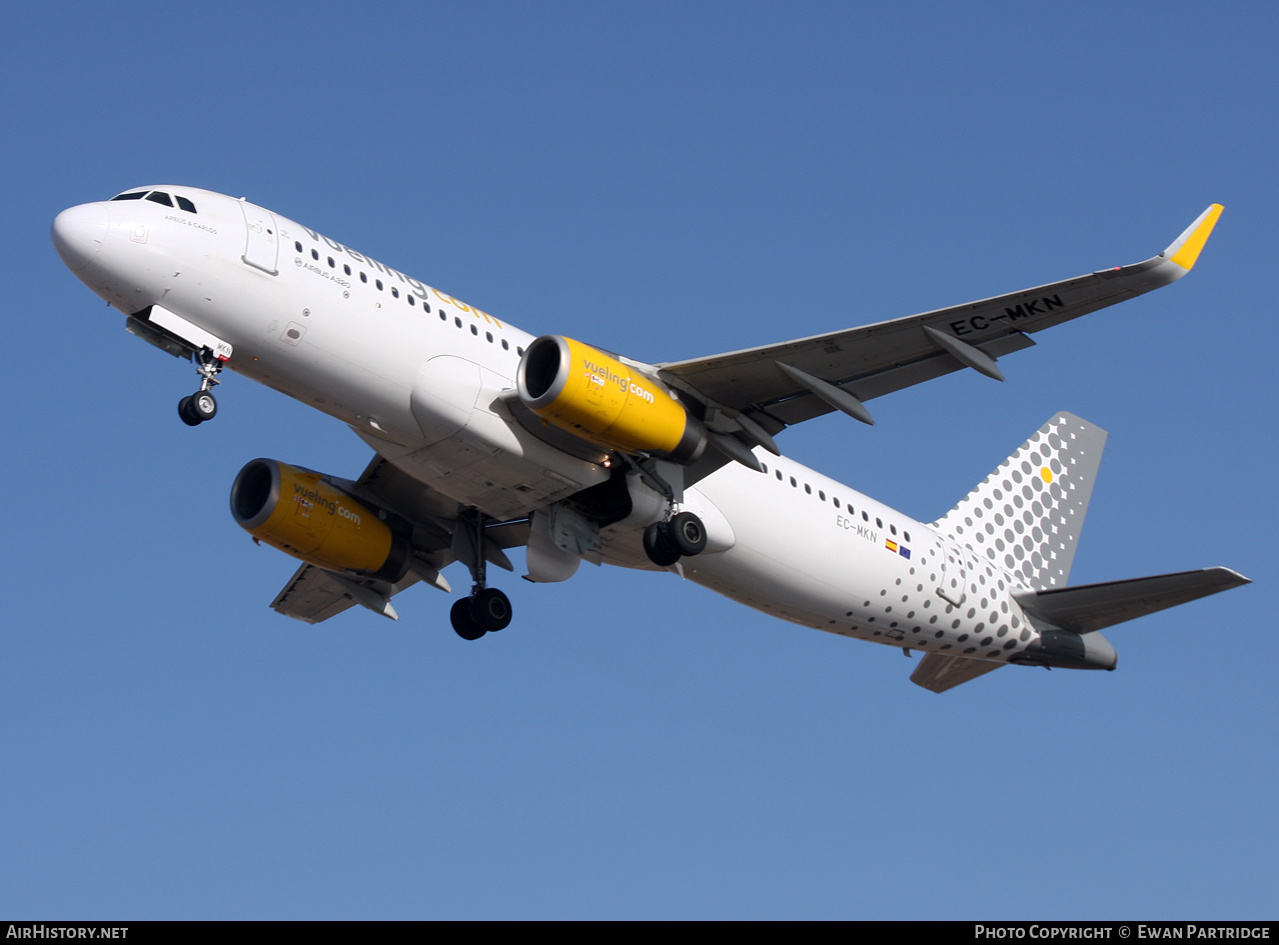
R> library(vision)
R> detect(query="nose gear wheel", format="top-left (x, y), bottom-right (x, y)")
top-left (178, 347), bottom-right (225, 426)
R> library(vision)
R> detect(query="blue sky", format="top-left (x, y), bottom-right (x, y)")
top-left (2, 0), bottom-right (1275, 919)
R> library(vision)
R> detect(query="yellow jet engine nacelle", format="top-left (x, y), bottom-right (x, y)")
top-left (517, 335), bottom-right (706, 463)
top-left (230, 459), bottom-right (410, 583)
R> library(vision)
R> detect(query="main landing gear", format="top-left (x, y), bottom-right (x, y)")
top-left (617, 454), bottom-right (709, 569)
top-left (449, 511), bottom-right (513, 641)
top-left (643, 510), bottom-right (707, 567)
top-left (449, 588), bottom-right (513, 641)
top-left (178, 348), bottom-right (224, 426)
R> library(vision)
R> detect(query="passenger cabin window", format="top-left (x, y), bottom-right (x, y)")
top-left (146, 192), bottom-right (173, 207)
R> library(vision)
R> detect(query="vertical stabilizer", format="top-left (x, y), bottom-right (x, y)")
top-left (932, 413), bottom-right (1107, 589)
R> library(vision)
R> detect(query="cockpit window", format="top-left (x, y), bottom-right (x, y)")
top-left (108, 190), bottom-right (197, 212)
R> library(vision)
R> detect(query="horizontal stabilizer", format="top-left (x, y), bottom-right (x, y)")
top-left (910, 653), bottom-right (1006, 693)
top-left (1013, 567), bottom-right (1250, 635)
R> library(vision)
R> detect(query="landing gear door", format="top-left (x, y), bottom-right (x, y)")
top-left (239, 199), bottom-right (279, 275)
top-left (937, 540), bottom-right (968, 607)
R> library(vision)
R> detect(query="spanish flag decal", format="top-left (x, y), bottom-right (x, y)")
top-left (885, 539), bottom-right (898, 553)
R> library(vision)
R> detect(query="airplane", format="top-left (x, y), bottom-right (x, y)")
top-left (51, 187), bottom-right (1249, 692)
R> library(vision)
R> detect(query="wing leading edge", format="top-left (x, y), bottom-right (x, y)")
top-left (658, 205), bottom-right (1223, 434)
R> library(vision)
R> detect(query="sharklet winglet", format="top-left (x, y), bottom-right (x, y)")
top-left (1163, 203), bottom-right (1223, 272)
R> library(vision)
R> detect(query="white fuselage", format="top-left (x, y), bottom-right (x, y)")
top-left (54, 186), bottom-right (1038, 664)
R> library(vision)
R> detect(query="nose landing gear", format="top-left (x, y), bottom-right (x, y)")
top-left (178, 348), bottom-right (225, 426)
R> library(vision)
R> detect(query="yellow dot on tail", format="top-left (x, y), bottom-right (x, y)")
top-left (1041, 468), bottom-right (1053, 483)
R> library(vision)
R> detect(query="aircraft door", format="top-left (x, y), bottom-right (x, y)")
top-left (239, 199), bottom-right (279, 275)
top-left (937, 540), bottom-right (968, 606)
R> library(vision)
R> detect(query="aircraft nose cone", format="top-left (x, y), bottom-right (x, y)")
top-left (52, 202), bottom-right (108, 272)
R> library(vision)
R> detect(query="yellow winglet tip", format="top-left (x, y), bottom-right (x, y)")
top-left (1166, 203), bottom-right (1224, 272)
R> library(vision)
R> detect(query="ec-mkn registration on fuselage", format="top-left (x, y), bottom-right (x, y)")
top-left (52, 188), bottom-right (1248, 692)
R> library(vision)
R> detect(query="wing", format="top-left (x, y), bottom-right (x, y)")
top-left (271, 562), bottom-right (423, 623)
top-left (658, 205), bottom-right (1223, 434)
top-left (268, 455), bottom-right (531, 624)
